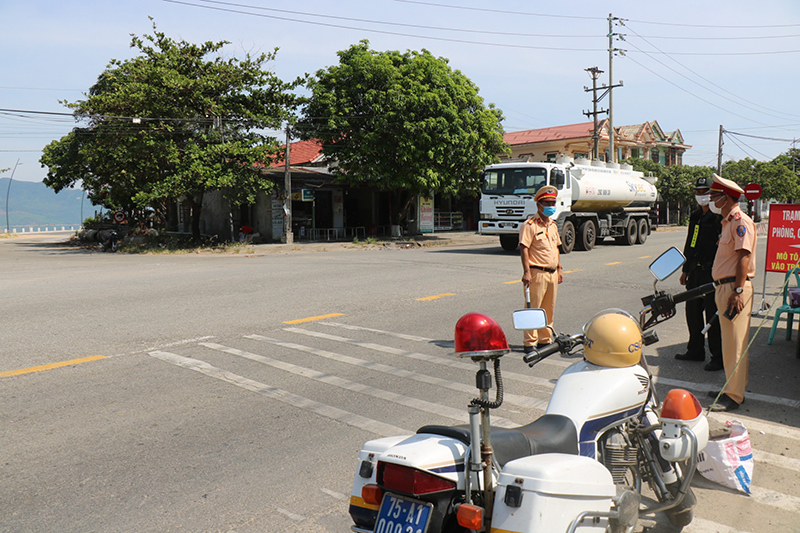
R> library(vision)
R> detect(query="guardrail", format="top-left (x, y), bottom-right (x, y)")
top-left (3, 225), bottom-right (82, 233)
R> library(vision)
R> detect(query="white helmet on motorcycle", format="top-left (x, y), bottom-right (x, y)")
top-left (582, 309), bottom-right (642, 368)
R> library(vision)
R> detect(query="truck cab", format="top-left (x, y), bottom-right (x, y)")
top-left (478, 162), bottom-right (570, 251)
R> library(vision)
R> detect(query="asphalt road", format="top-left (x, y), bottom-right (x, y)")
top-left (1, 230), bottom-right (798, 532)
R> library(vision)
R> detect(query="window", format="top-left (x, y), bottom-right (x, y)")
top-left (631, 148), bottom-right (640, 159)
top-left (546, 153), bottom-right (557, 162)
top-left (481, 167), bottom-right (548, 195)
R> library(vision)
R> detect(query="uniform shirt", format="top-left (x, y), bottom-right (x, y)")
top-left (519, 215), bottom-right (561, 270)
top-left (711, 205), bottom-right (757, 280)
top-left (682, 208), bottom-right (722, 273)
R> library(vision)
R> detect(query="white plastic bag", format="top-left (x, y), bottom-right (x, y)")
top-left (696, 420), bottom-right (754, 494)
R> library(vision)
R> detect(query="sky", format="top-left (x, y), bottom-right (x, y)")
top-left (2, 0), bottom-right (800, 184)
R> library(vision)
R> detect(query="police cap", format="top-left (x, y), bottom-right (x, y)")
top-left (534, 185), bottom-right (558, 203)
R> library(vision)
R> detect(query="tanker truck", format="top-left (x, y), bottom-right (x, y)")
top-left (478, 157), bottom-right (658, 252)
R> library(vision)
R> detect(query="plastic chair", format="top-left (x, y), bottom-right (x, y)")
top-left (767, 267), bottom-right (800, 344)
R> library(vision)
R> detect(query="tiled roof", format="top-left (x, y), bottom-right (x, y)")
top-left (504, 121), bottom-right (604, 145)
top-left (271, 139), bottom-right (324, 168)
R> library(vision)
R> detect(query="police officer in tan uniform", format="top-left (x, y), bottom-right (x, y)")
top-left (707, 174), bottom-right (757, 412)
top-left (519, 185), bottom-right (563, 353)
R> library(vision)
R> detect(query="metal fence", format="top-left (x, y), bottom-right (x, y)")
top-left (3, 225), bottom-right (82, 234)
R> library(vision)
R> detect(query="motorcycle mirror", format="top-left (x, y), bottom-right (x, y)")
top-left (648, 246), bottom-right (685, 281)
top-left (512, 308), bottom-right (548, 331)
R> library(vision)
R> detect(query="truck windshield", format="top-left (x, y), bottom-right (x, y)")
top-left (481, 167), bottom-right (548, 195)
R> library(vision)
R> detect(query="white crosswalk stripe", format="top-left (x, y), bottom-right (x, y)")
top-left (148, 350), bottom-right (409, 437)
top-left (199, 341), bottom-right (519, 428)
top-left (148, 320), bottom-right (798, 533)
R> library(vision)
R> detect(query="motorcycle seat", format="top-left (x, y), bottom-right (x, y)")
top-left (417, 414), bottom-right (578, 467)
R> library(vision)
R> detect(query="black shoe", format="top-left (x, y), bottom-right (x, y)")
top-left (537, 341), bottom-right (552, 348)
top-left (704, 359), bottom-right (724, 371)
top-left (675, 352), bottom-right (705, 361)
top-left (708, 390), bottom-right (744, 404)
top-left (523, 345), bottom-right (535, 354)
top-left (709, 394), bottom-right (740, 412)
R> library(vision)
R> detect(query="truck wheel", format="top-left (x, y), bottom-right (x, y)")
top-left (560, 221), bottom-right (575, 254)
top-left (575, 220), bottom-right (596, 251)
top-left (637, 218), bottom-right (649, 244)
top-left (620, 219), bottom-right (637, 245)
top-left (499, 235), bottom-right (518, 252)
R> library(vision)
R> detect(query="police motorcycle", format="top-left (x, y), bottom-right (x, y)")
top-left (349, 247), bottom-right (716, 533)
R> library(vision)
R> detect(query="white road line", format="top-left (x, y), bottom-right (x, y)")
top-left (694, 476), bottom-right (800, 514)
top-left (686, 517), bottom-right (753, 533)
top-left (278, 327), bottom-right (555, 389)
top-left (248, 332), bottom-right (549, 411)
top-left (199, 342), bottom-right (518, 428)
top-left (320, 488), bottom-right (348, 501)
top-left (321, 321), bottom-right (569, 369)
top-left (653, 375), bottom-right (800, 409)
top-left (276, 508), bottom-right (306, 521)
top-left (148, 350), bottom-right (408, 437)
top-left (322, 321), bottom-right (434, 342)
top-left (706, 412), bottom-right (800, 443)
top-left (755, 449), bottom-right (800, 473)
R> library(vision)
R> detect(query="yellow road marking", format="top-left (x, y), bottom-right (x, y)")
top-left (639, 255), bottom-right (652, 259)
top-left (606, 262), bottom-right (622, 265)
top-left (504, 279), bottom-right (522, 284)
top-left (284, 313), bottom-right (344, 324)
top-left (416, 293), bottom-right (455, 301)
top-left (1, 355), bottom-right (106, 377)
top-left (563, 269), bottom-right (581, 274)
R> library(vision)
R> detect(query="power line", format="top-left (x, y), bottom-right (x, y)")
top-left (163, 0), bottom-right (606, 52)
top-left (621, 24), bottom-right (800, 122)
top-left (391, 0), bottom-right (800, 29)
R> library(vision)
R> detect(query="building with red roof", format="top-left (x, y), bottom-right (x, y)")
top-left (503, 119), bottom-right (690, 167)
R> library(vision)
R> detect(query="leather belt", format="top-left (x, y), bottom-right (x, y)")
top-left (530, 265), bottom-right (557, 274)
top-left (714, 277), bottom-right (751, 286)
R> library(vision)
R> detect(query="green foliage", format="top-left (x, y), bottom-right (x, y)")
top-left (298, 40), bottom-right (508, 224)
top-left (40, 21), bottom-right (303, 240)
top-left (723, 154), bottom-right (800, 201)
top-left (628, 159), bottom-right (714, 224)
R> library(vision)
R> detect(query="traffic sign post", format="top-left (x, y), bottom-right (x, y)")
top-left (113, 210), bottom-right (126, 224)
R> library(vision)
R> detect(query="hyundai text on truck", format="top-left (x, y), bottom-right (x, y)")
top-left (478, 157), bottom-right (658, 253)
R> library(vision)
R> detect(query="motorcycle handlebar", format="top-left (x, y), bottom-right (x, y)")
top-left (672, 282), bottom-right (716, 305)
top-left (523, 333), bottom-right (584, 366)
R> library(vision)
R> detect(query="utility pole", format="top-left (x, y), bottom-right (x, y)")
top-left (608, 14), bottom-right (625, 163)
top-left (583, 67), bottom-right (608, 160)
top-left (283, 125), bottom-right (293, 244)
top-left (717, 125), bottom-right (724, 175)
top-left (5, 158), bottom-right (20, 233)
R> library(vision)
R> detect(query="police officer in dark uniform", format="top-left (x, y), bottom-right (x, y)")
top-left (675, 176), bottom-right (724, 371)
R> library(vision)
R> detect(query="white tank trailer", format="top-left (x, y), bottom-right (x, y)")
top-left (478, 157), bottom-right (658, 252)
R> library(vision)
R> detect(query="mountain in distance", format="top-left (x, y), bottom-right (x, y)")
top-left (0, 178), bottom-right (85, 226)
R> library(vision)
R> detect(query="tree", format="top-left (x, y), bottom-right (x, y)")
top-left (722, 157), bottom-right (799, 202)
top-left (298, 40), bottom-right (508, 226)
top-left (40, 22), bottom-right (302, 240)
top-left (629, 159), bottom-right (713, 224)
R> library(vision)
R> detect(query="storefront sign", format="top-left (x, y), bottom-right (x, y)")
top-left (766, 203), bottom-right (800, 272)
top-left (419, 196), bottom-right (434, 233)
top-left (291, 189), bottom-right (315, 201)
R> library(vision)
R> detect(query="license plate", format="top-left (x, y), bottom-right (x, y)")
top-left (374, 493), bottom-right (432, 533)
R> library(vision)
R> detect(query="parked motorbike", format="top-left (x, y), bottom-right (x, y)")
top-left (101, 230), bottom-right (119, 253)
top-left (348, 247), bottom-right (716, 533)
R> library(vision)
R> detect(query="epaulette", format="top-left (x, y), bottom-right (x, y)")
top-left (733, 212), bottom-right (742, 221)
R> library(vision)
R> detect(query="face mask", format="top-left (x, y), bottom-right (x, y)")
top-left (541, 206), bottom-right (557, 218)
top-left (695, 194), bottom-right (710, 206)
top-left (709, 198), bottom-right (723, 214)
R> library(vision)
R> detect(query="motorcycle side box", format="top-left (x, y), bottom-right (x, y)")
top-left (348, 435), bottom-right (410, 530)
top-left (492, 453), bottom-right (615, 533)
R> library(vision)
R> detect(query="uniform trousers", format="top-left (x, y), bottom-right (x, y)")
top-left (523, 269), bottom-right (557, 346)
top-left (714, 282), bottom-right (753, 404)
top-left (685, 268), bottom-right (722, 360)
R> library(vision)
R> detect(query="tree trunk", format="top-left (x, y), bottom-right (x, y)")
top-left (390, 190), bottom-right (414, 226)
top-left (191, 191), bottom-right (204, 242)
